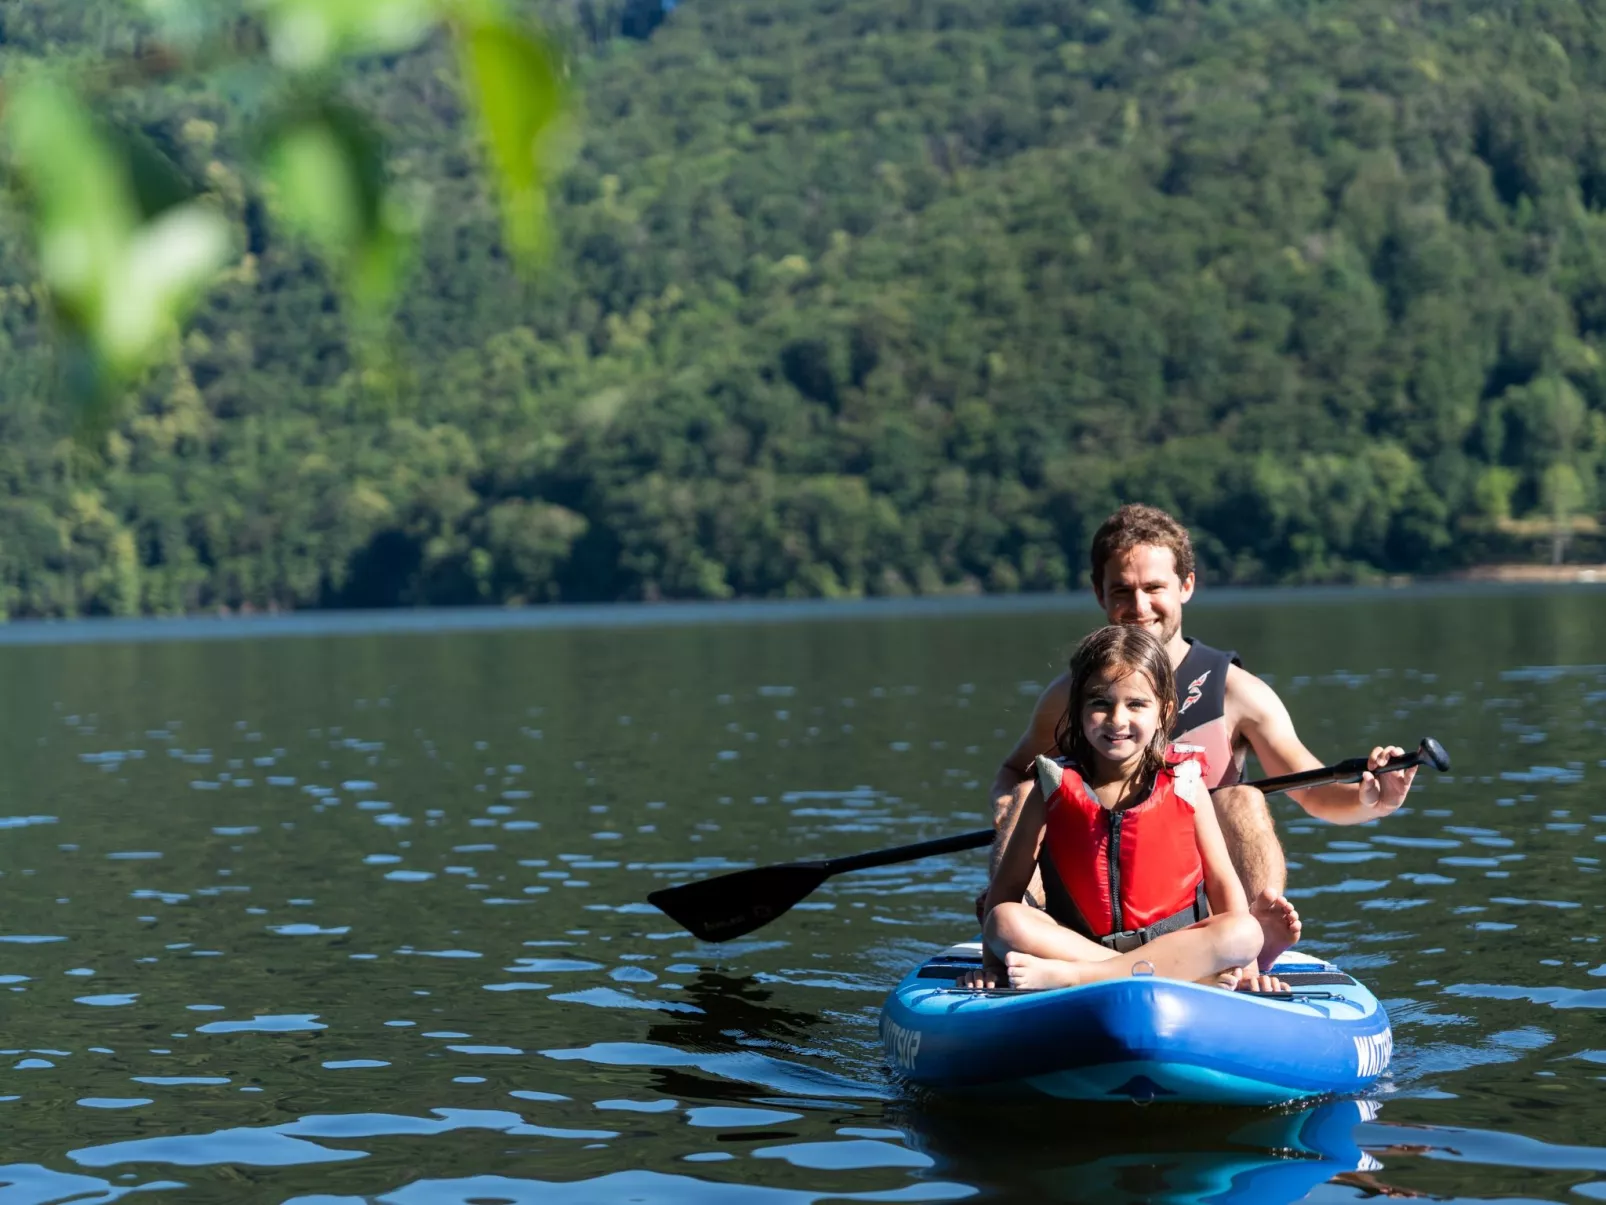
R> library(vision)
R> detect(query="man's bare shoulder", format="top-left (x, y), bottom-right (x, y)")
top-left (1036, 668), bottom-right (1072, 704)
top-left (1024, 670), bottom-right (1071, 739)
top-left (999, 671), bottom-right (1071, 774)
top-left (1221, 660), bottom-right (1317, 771)
top-left (1222, 661), bottom-right (1286, 726)
top-left (1220, 661), bottom-right (1310, 755)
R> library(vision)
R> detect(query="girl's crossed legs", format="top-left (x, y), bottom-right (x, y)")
top-left (985, 901), bottom-right (1264, 991)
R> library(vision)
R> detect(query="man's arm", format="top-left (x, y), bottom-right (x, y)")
top-left (1230, 665), bottom-right (1417, 824)
top-left (982, 784), bottom-right (1048, 916)
top-left (1180, 768), bottom-right (1249, 916)
top-left (988, 672), bottom-right (1069, 874)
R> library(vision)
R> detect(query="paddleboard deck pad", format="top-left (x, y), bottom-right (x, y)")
top-left (881, 943), bottom-right (1391, 1105)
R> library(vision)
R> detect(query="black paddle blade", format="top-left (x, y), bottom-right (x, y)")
top-left (647, 862), bottom-right (830, 943)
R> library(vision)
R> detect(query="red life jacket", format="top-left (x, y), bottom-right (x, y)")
top-left (1035, 747), bottom-right (1207, 951)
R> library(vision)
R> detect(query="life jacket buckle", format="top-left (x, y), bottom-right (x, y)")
top-left (1101, 927), bottom-right (1151, 954)
top-left (1098, 889), bottom-right (1207, 955)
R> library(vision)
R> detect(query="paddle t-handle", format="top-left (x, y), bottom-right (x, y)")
top-left (647, 737), bottom-right (1452, 943)
top-left (1248, 737), bottom-right (1449, 795)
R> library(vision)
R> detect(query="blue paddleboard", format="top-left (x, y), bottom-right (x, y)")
top-left (881, 942), bottom-right (1391, 1105)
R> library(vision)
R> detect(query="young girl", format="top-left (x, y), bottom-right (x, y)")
top-left (979, 624), bottom-right (1298, 991)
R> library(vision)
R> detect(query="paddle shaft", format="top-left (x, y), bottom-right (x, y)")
top-left (821, 741), bottom-right (1444, 876)
top-left (827, 828), bottom-right (996, 874)
top-left (647, 737), bottom-right (1449, 941)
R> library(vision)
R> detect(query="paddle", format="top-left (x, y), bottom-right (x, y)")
top-left (648, 737), bottom-right (1451, 943)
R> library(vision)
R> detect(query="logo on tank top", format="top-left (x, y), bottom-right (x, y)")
top-left (1177, 670), bottom-right (1211, 716)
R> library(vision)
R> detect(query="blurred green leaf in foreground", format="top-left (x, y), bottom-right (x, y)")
top-left (456, 8), bottom-right (574, 264)
top-left (258, 96), bottom-right (420, 323)
top-left (1, 0), bottom-right (571, 424)
top-left (2, 76), bottom-right (232, 427)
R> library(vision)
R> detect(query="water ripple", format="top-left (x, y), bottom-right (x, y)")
top-left (542, 1042), bottom-right (885, 1099)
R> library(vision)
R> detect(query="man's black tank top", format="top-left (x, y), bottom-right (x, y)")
top-left (1170, 638), bottom-right (1244, 789)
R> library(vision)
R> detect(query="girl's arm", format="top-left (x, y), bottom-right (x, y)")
top-left (982, 782), bottom-right (1047, 916)
top-left (1180, 771), bottom-right (1249, 916)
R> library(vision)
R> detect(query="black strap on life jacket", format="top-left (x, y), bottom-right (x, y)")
top-left (1099, 880), bottom-right (1209, 953)
top-left (1038, 858), bottom-right (1209, 954)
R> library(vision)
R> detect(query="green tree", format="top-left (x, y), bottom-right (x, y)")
top-left (1542, 462), bottom-right (1587, 563)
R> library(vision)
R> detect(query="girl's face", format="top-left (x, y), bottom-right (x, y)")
top-left (1080, 666), bottom-right (1162, 773)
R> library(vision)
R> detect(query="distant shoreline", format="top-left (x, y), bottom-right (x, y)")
top-left (0, 572), bottom-right (1600, 647)
top-left (1449, 564), bottom-right (1606, 583)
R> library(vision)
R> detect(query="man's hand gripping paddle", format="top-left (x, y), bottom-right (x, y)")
top-left (647, 738), bottom-right (1450, 943)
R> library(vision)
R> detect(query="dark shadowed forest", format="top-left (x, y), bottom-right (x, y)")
top-left (1, 0), bottom-right (1604, 616)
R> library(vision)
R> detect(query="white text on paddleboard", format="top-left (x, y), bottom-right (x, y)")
top-left (1353, 1028), bottom-right (1392, 1078)
top-left (883, 1015), bottom-right (921, 1071)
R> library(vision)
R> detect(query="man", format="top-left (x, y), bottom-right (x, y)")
top-left (983, 504), bottom-right (1418, 970)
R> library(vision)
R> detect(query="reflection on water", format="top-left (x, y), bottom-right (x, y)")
top-left (0, 585), bottom-right (1602, 1201)
top-left (893, 1098), bottom-right (1391, 1204)
top-left (892, 1094), bottom-right (1606, 1204)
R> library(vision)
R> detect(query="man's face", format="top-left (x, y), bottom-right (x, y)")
top-left (1095, 544), bottom-right (1195, 648)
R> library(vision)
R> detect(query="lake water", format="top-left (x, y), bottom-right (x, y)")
top-left (1, 584), bottom-right (1604, 1204)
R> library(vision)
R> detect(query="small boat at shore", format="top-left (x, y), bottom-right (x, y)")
top-left (881, 943), bottom-right (1391, 1105)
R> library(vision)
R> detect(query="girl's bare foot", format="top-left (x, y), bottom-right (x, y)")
top-left (1208, 965), bottom-right (1244, 991)
top-left (1250, 890), bottom-right (1302, 968)
top-left (1005, 951), bottom-right (1088, 990)
top-left (955, 966), bottom-right (1003, 990)
top-left (1236, 972), bottom-right (1291, 993)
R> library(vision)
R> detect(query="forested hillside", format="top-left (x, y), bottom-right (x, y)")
top-left (1, 0), bottom-right (1604, 615)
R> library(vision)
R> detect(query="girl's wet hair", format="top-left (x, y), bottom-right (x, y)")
top-left (1053, 625), bottom-right (1178, 786)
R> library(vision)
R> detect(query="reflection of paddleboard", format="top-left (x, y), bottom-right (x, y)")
top-left (881, 943), bottom-right (1391, 1105)
top-left (1031, 1100), bottom-right (1383, 1205)
top-left (893, 1094), bottom-right (1383, 1205)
